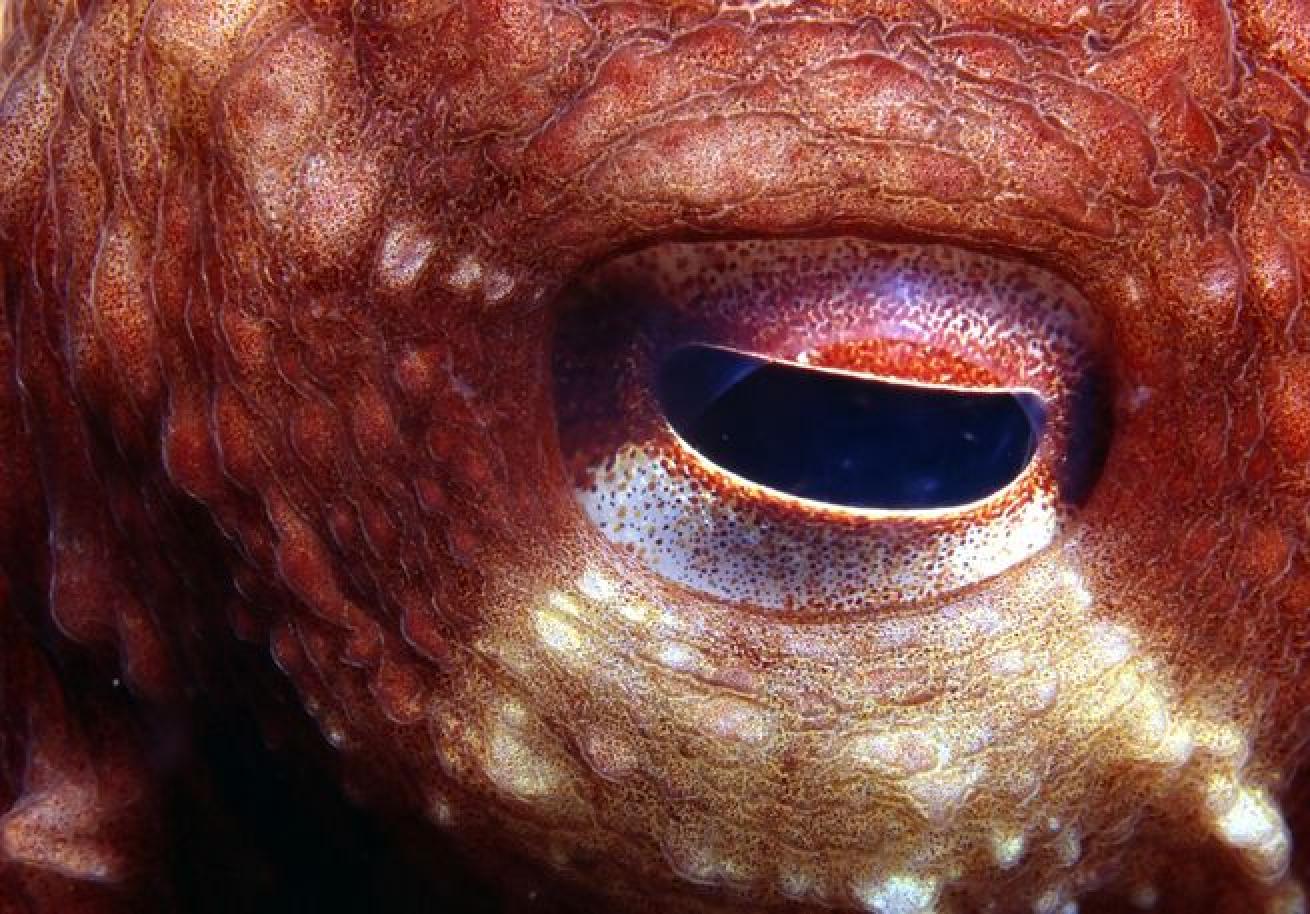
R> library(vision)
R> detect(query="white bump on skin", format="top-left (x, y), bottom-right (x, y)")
top-left (1061, 569), bottom-right (1094, 610)
top-left (1076, 665), bottom-right (1147, 726)
top-left (446, 254), bottom-right (483, 292)
top-left (1120, 680), bottom-right (1173, 759)
top-left (904, 760), bottom-right (985, 822)
top-left (535, 606), bottom-right (585, 655)
top-left (484, 701), bottom-right (564, 801)
top-left (323, 720), bottom-right (347, 748)
top-left (853, 872), bottom-right (939, 914)
top-left (991, 828), bottom-right (1027, 868)
top-left (664, 839), bottom-right (754, 888)
top-left (1087, 622), bottom-right (1135, 669)
top-left (1192, 719), bottom-right (1251, 763)
top-left (484, 269), bottom-right (516, 303)
top-left (1021, 672), bottom-right (1060, 714)
top-left (657, 641), bottom-right (703, 673)
top-left (376, 220), bottom-right (436, 290)
top-left (989, 648), bottom-right (1029, 676)
top-left (1206, 778), bottom-right (1291, 876)
top-left (955, 719), bottom-right (994, 755)
top-left (615, 599), bottom-right (651, 624)
top-left (546, 590), bottom-right (582, 615)
top-left (717, 0), bottom-right (800, 21)
top-left (1127, 385), bottom-right (1155, 412)
top-left (702, 697), bottom-right (775, 747)
top-left (1152, 720), bottom-right (1196, 768)
top-left (427, 792), bottom-right (455, 827)
top-left (578, 567), bottom-right (619, 602)
top-left (1033, 887), bottom-right (1067, 914)
top-left (850, 729), bottom-right (945, 776)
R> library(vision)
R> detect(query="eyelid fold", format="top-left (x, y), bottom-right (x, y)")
top-left (553, 238), bottom-right (1110, 613)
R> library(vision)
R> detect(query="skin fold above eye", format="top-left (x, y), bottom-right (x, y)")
top-left (1, 2), bottom-right (1310, 914)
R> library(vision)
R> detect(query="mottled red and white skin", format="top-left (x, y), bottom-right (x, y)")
top-left (2, 1), bottom-right (1310, 912)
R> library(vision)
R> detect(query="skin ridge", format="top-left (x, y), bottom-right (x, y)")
top-left (0, 1), bottom-right (1309, 912)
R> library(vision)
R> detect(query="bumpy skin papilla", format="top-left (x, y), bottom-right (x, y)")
top-left (2, 1), bottom-right (1310, 912)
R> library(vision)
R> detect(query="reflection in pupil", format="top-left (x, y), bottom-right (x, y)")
top-left (658, 345), bottom-right (1046, 510)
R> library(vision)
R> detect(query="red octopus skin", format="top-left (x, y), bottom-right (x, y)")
top-left (2, 1), bottom-right (1310, 912)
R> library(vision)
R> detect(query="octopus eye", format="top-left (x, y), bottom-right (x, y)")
top-left (656, 343), bottom-right (1047, 511)
top-left (553, 238), bottom-right (1109, 612)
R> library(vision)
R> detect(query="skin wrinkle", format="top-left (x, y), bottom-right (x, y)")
top-left (0, 0), bottom-right (1308, 912)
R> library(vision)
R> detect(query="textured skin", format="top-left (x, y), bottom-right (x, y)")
top-left (2, 1), bottom-right (1310, 912)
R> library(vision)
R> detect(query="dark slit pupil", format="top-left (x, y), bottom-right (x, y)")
top-left (657, 344), bottom-right (1046, 510)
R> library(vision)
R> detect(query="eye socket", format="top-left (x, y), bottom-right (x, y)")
top-left (657, 343), bottom-right (1047, 511)
top-left (552, 238), bottom-right (1108, 612)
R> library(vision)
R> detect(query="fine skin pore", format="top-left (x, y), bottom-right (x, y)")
top-left (2, 1), bottom-right (1310, 912)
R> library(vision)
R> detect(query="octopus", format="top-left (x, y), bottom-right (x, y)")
top-left (1, 1), bottom-right (1309, 912)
